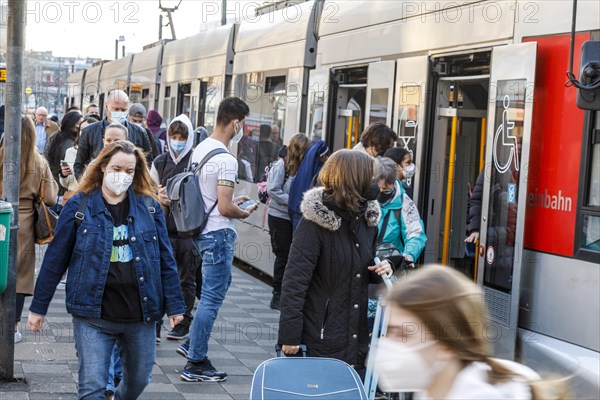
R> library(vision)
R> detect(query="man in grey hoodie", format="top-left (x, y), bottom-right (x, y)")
top-left (150, 114), bottom-right (201, 340)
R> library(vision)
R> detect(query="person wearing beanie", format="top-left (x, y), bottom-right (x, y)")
top-left (128, 103), bottom-right (161, 158)
top-left (147, 110), bottom-right (167, 153)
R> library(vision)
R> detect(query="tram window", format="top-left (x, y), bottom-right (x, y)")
top-left (582, 215), bottom-right (600, 251)
top-left (397, 86), bottom-right (421, 158)
top-left (234, 73), bottom-right (286, 183)
top-left (369, 88), bottom-right (388, 124)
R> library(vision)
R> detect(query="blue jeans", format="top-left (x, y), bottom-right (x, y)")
top-left (187, 228), bottom-right (236, 362)
top-left (73, 316), bottom-right (155, 400)
top-left (106, 344), bottom-right (122, 393)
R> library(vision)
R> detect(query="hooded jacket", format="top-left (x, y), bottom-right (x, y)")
top-left (150, 114), bottom-right (196, 236)
top-left (288, 140), bottom-right (329, 230)
top-left (378, 180), bottom-right (427, 263)
top-left (279, 187), bottom-right (382, 369)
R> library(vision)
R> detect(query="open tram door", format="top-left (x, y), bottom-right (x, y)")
top-left (307, 61), bottom-right (395, 151)
top-left (477, 43), bottom-right (537, 359)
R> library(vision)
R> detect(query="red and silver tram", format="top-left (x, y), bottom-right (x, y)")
top-left (65, 1), bottom-right (599, 396)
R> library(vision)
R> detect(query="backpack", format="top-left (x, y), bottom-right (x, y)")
top-left (165, 148), bottom-right (230, 238)
top-left (257, 159), bottom-right (288, 204)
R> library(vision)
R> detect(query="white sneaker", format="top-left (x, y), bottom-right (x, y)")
top-left (14, 330), bottom-right (22, 343)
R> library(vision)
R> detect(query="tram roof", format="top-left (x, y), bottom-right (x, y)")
top-left (130, 45), bottom-right (163, 85)
top-left (233, 1), bottom-right (318, 73)
top-left (67, 69), bottom-right (85, 85)
top-left (161, 24), bottom-right (235, 81)
top-left (98, 55), bottom-right (132, 93)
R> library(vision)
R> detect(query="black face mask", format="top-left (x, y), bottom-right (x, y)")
top-left (377, 190), bottom-right (395, 204)
top-left (363, 181), bottom-right (380, 201)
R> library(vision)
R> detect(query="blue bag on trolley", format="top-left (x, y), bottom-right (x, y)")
top-left (250, 354), bottom-right (367, 399)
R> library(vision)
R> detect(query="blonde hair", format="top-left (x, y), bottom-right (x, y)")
top-left (77, 140), bottom-right (157, 200)
top-left (387, 265), bottom-right (569, 399)
top-left (285, 133), bottom-right (310, 176)
top-left (319, 149), bottom-right (374, 213)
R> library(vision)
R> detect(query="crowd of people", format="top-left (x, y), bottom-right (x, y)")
top-left (0, 91), bottom-right (562, 400)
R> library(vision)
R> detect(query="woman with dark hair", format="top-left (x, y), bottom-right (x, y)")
top-left (278, 150), bottom-right (392, 376)
top-left (267, 133), bottom-right (311, 310)
top-left (45, 111), bottom-right (82, 210)
top-left (59, 116), bottom-right (98, 199)
top-left (0, 116), bottom-right (58, 343)
top-left (28, 140), bottom-right (185, 399)
top-left (383, 146), bottom-right (416, 198)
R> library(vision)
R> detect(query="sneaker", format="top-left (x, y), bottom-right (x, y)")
top-left (14, 330), bottom-right (22, 344)
top-left (176, 340), bottom-right (189, 358)
top-left (166, 323), bottom-right (189, 340)
top-left (181, 358), bottom-right (227, 382)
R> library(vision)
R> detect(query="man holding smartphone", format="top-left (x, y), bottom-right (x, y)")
top-left (179, 97), bottom-right (258, 383)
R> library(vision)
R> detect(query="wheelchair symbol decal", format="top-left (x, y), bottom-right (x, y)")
top-left (507, 183), bottom-right (517, 204)
top-left (493, 95), bottom-right (520, 174)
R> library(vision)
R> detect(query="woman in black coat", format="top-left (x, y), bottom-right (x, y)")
top-left (278, 149), bottom-right (392, 373)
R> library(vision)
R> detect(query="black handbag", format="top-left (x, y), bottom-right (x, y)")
top-left (34, 179), bottom-right (58, 245)
top-left (375, 209), bottom-right (403, 261)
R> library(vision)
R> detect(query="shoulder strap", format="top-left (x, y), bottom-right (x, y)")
top-left (394, 208), bottom-right (404, 248)
top-left (192, 148), bottom-right (230, 174)
top-left (155, 153), bottom-right (169, 182)
top-left (377, 210), bottom-right (392, 244)
top-left (75, 195), bottom-right (87, 227)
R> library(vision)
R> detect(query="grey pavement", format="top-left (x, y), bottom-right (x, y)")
top-left (1, 245), bottom-right (279, 400)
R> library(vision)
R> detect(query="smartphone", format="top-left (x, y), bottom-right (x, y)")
top-left (239, 199), bottom-right (259, 210)
top-left (60, 160), bottom-right (69, 167)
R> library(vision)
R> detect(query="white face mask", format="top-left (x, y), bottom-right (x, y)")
top-left (374, 337), bottom-right (444, 393)
top-left (232, 122), bottom-right (243, 144)
top-left (403, 163), bottom-right (416, 179)
top-left (110, 111), bottom-right (128, 124)
top-left (104, 171), bottom-right (133, 196)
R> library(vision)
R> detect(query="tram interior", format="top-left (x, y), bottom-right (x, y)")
top-left (331, 66), bottom-right (368, 151)
top-left (424, 52), bottom-right (491, 279)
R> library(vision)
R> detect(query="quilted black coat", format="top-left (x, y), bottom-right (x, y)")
top-left (278, 187), bottom-right (382, 370)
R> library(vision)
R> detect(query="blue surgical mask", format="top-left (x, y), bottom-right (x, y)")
top-left (110, 111), bottom-right (127, 124)
top-left (169, 139), bottom-right (186, 153)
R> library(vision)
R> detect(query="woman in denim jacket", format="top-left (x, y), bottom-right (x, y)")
top-left (28, 140), bottom-right (185, 400)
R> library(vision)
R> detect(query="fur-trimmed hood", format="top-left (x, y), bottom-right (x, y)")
top-left (300, 187), bottom-right (381, 231)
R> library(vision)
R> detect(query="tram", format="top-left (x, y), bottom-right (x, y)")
top-left (65, 1), bottom-right (599, 396)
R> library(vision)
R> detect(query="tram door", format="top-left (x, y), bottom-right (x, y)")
top-left (477, 43), bottom-right (537, 359)
top-left (176, 83), bottom-right (192, 119)
top-left (423, 52), bottom-right (491, 282)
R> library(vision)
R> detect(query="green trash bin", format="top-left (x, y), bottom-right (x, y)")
top-left (0, 201), bottom-right (13, 294)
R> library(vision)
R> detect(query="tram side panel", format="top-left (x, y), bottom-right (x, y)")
top-left (518, 31), bottom-right (599, 397)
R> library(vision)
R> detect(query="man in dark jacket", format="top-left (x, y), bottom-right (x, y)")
top-left (74, 90), bottom-right (153, 179)
top-left (128, 103), bottom-right (161, 158)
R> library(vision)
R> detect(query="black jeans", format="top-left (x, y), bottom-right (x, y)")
top-left (169, 236), bottom-right (202, 325)
top-left (268, 215), bottom-right (293, 295)
top-left (16, 293), bottom-right (26, 323)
